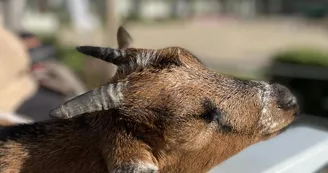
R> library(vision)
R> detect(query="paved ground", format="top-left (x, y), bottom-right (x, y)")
top-left (58, 17), bottom-right (328, 77)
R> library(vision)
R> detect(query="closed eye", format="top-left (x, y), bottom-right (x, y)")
top-left (201, 98), bottom-right (221, 123)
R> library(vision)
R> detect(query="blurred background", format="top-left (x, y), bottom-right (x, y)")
top-left (0, 0), bottom-right (328, 172)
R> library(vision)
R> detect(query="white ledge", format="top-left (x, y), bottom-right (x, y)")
top-left (209, 123), bottom-right (328, 173)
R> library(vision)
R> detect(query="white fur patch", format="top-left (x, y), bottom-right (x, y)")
top-left (259, 82), bottom-right (271, 116)
top-left (111, 161), bottom-right (158, 173)
top-left (136, 50), bottom-right (155, 67)
top-left (257, 82), bottom-right (276, 133)
top-left (119, 50), bottom-right (156, 77)
top-left (0, 112), bottom-right (33, 125)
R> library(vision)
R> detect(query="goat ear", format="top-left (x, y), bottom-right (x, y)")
top-left (117, 26), bottom-right (133, 49)
top-left (50, 82), bottom-right (128, 119)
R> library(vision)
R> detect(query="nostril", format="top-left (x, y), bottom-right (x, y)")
top-left (274, 84), bottom-right (298, 109)
top-left (279, 96), bottom-right (297, 109)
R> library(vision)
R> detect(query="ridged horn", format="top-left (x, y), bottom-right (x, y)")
top-left (49, 82), bottom-right (128, 119)
top-left (77, 46), bottom-right (184, 80)
top-left (76, 46), bottom-right (124, 64)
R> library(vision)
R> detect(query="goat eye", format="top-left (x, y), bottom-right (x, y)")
top-left (201, 98), bottom-right (221, 123)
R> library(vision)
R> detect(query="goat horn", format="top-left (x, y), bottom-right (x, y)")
top-left (49, 82), bottom-right (128, 119)
top-left (77, 46), bottom-right (183, 77)
top-left (76, 46), bottom-right (124, 64)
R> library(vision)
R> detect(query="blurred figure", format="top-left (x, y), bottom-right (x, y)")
top-left (0, 26), bottom-right (35, 125)
top-left (15, 31), bottom-right (87, 122)
top-left (18, 32), bottom-right (87, 96)
top-left (0, 25), bottom-right (87, 124)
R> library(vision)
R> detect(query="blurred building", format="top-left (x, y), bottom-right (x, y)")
top-left (2, 0), bottom-right (328, 32)
top-left (216, 0), bottom-right (328, 18)
top-left (114, 0), bottom-right (328, 20)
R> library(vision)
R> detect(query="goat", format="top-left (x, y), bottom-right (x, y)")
top-left (0, 26), bottom-right (299, 173)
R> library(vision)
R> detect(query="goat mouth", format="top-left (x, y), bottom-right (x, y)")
top-left (260, 115), bottom-right (296, 137)
top-left (261, 125), bottom-right (290, 139)
top-left (270, 117), bottom-right (296, 135)
top-left (275, 125), bottom-right (290, 135)
top-left (293, 108), bottom-right (301, 117)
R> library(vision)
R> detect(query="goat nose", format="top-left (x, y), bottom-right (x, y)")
top-left (273, 84), bottom-right (297, 109)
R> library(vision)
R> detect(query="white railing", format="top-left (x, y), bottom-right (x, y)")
top-left (209, 118), bottom-right (328, 173)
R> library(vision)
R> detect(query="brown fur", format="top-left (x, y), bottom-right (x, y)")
top-left (0, 27), bottom-right (298, 173)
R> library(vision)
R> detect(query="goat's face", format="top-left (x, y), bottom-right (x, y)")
top-left (119, 47), bottom-right (298, 148)
top-left (50, 27), bottom-right (298, 171)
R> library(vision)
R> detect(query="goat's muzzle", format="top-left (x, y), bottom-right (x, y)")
top-left (272, 84), bottom-right (298, 111)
